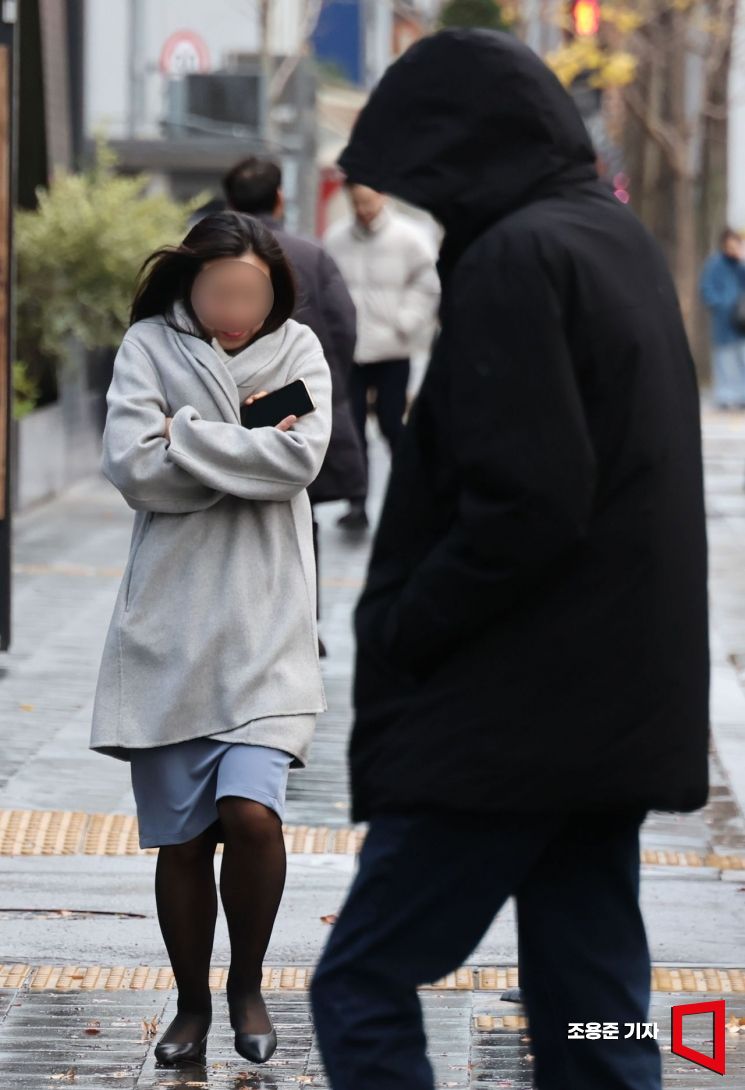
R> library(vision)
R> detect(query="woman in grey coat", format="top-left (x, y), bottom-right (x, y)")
top-left (89, 212), bottom-right (332, 1068)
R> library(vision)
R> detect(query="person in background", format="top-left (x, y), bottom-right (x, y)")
top-left (309, 28), bottom-right (709, 1090)
top-left (325, 183), bottom-right (440, 530)
top-left (700, 227), bottom-right (745, 409)
top-left (187, 194), bottom-right (228, 230)
top-left (223, 156), bottom-right (366, 653)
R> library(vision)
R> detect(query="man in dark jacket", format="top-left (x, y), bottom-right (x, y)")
top-left (309, 29), bottom-right (709, 1090)
top-left (223, 157), bottom-right (367, 650)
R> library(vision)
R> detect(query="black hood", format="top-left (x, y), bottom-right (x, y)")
top-left (337, 29), bottom-right (597, 269)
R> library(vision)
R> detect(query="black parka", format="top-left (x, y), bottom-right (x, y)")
top-left (338, 29), bottom-right (710, 822)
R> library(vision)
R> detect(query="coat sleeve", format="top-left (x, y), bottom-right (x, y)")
top-left (318, 249), bottom-right (357, 380)
top-left (382, 233), bottom-right (598, 676)
top-left (165, 347), bottom-right (333, 501)
top-left (395, 231), bottom-right (440, 341)
top-left (699, 257), bottom-right (727, 310)
top-left (100, 336), bottom-right (227, 514)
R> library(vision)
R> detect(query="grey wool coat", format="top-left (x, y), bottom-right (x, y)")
top-left (89, 312), bottom-right (333, 768)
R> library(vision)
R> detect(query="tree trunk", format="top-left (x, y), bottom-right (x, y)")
top-left (693, 6), bottom-right (735, 380)
top-left (672, 167), bottom-right (698, 331)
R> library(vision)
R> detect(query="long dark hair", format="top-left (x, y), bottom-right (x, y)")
top-left (129, 210), bottom-right (296, 338)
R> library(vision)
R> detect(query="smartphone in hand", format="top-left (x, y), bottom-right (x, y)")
top-left (240, 379), bottom-right (316, 429)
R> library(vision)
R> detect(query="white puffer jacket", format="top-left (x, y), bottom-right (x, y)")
top-left (324, 203), bottom-right (440, 364)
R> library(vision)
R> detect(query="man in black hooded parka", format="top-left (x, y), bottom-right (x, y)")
top-left (310, 29), bottom-right (709, 1090)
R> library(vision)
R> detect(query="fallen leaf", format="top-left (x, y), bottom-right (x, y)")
top-left (320, 914), bottom-right (338, 925)
top-left (83, 1019), bottom-right (101, 1035)
top-left (50, 1070), bottom-right (76, 1083)
top-left (141, 1014), bottom-right (159, 1040)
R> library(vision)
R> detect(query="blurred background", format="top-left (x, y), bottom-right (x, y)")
top-left (0, 0), bottom-right (743, 640)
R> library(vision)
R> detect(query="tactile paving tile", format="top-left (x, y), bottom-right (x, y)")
top-left (1, 963), bottom-right (743, 994)
top-left (1, 809), bottom-right (743, 868)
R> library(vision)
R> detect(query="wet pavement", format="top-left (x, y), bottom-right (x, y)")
top-left (1, 408), bottom-right (745, 1086)
top-left (0, 988), bottom-right (743, 1087)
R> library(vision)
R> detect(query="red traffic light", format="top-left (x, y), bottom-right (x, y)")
top-left (571, 0), bottom-right (601, 36)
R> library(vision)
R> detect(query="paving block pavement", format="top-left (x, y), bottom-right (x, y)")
top-left (1, 416), bottom-right (745, 1086)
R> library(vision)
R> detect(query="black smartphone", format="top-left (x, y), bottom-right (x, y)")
top-left (239, 379), bottom-right (317, 429)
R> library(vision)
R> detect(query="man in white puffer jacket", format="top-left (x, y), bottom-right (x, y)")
top-left (325, 183), bottom-right (440, 529)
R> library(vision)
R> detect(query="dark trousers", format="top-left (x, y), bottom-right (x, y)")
top-left (349, 358), bottom-right (411, 492)
top-left (310, 809), bottom-right (661, 1090)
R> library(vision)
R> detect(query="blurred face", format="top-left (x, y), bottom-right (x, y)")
top-left (191, 252), bottom-right (274, 352)
top-left (349, 184), bottom-right (386, 229)
top-left (723, 233), bottom-right (743, 260)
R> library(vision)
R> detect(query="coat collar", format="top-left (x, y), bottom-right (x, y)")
top-left (153, 304), bottom-right (290, 423)
top-left (210, 330), bottom-right (290, 394)
top-left (351, 202), bottom-right (393, 240)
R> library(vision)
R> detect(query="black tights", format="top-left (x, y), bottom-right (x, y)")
top-left (155, 796), bottom-right (287, 1046)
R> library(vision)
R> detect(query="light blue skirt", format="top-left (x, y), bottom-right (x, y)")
top-left (129, 738), bottom-right (294, 849)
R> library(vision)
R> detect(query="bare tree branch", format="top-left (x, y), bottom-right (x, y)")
top-left (269, 0), bottom-right (324, 104)
top-left (622, 82), bottom-right (680, 165)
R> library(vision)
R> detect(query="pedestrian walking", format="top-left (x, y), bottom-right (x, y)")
top-left (223, 156), bottom-right (367, 652)
top-left (89, 211), bottom-right (332, 1068)
top-left (700, 227), bottom-right (745, 409)
top-left (324, 183), bottom-right (439, 529)
top-left (310, 29), bottom-right (709, 1090)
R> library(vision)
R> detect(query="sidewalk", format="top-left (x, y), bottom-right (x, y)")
top-left (0, 415), bottom-right (744, 1086)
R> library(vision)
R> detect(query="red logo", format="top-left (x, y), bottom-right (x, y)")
top-left (671, 1000), bottom-right (726, 1076)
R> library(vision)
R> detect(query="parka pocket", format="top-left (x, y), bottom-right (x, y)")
top-left (124, 511), bottom-right (154, 612)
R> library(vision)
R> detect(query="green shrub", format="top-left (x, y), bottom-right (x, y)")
top-left (11, 360), bottom-right (41, 419)
top-left (438, 0), bottom-right (513, 31)
top-left (15, 140), bottom-right (204, 370)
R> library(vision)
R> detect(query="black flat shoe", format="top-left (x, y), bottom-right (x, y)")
top-left (233, 1024), bottom-right (278, 1064)
top-left (154, 1032), bottom-right (209, 1067)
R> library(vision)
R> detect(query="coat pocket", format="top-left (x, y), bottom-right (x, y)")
top-left (124, 511), bottom-right (154, 612)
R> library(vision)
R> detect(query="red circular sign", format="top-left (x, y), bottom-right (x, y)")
top-left (159, 30), bottom-right (211, 76)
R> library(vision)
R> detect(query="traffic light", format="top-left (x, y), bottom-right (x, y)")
top-left (571, 0), bottom-right (601, 36)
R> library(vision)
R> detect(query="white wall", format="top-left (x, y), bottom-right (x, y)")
top-left (84, 0), bottom-right (131, 137)
top-left (84, 0), bottom-right (304, 139)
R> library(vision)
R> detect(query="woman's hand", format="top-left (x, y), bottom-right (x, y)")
top-left (243, 390), bottom-right (296, 432)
